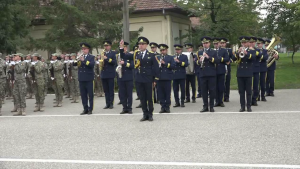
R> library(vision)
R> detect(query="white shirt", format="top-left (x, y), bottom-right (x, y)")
top-left (140, 50), bottom-right (146, 59)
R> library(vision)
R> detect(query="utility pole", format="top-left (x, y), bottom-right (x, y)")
top-left (123, 0), bottom-right (130, 49)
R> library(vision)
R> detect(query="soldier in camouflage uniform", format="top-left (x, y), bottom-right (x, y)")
top-left (42, 58), bottom-right (49, 96)
top-left (50, 53), bottom-right (64, 107)
top-left (24, 54), bottom-right (34, 99)
top-left (94, 54), bottom-right (104, 97)
top-left (8, 55), bottom-right (18, 112)
top-left (11, 53), bottom-right (27, 116)
top-left (63, 54), bottom-right (71, 98)
top-left (6, 55), bottom-right (14, 100)
top-left (0, 54), bottom-right (6, 116)
top-left (70, 53), bottom-right (79, 103)
top-left (31, 53), bottom-right (45, 112)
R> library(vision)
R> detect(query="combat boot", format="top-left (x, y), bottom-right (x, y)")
top-left (70, 96), bottom-right (74, 100)
top-left (57, 102), bottom-right (62, 107)
top-left (53, 102), bottom-right (59, 107)
top-left (22, 108), bottom-right (26, 116)
top-left (13, 108), bottom-right (22, 116)
top-left (34, 105), bottom-right (40, 112)
top-left (11, 105), bottom-right (17, 112)
top-left (39, 104), bottom-right (44, 112)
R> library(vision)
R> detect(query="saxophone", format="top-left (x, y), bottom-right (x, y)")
top-left (116, 53), bottom-right (122, 78)
top-left (100, 50), bottom-right (105, 71)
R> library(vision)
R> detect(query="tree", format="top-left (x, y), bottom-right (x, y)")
top-left (0, 0), bottom-right (37, 54)
top-left (263, 0), bottom-right (300, 63)
top-left (174, 0), bottom-right (262, 46)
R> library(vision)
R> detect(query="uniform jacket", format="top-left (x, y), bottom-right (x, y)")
top-left (50, 60), bottom-right (64, 85)
top-left (74, 53), bottom-right (95, 81)
top-left (267, 53), bottom-right (279, 71)
top-left (0, 59), bottom-right (6, 79)
top-left (259, 48), bottom-right (269, 72)
top-left (157, 54), bottom-right (175, 81)
top-left (197, 48), bottom-right (219, 77)
top-left (216, 47), bottom-right (230, 75)
top-left (226, 48), bottom-right (234, 72)
top-left (100, 50), bottom-right (116, 79)
top-left (173, 53), bottom-right (188, 80)
top-left (43, 62), bottom-right (49, 81)
top-left (33, 60), bottom-right (45, 83)
top-left (135, 50), bottom-right (159, 83)
top-left (233, 48), bottom-right (256, 77)
top-left (14, 61), bottom-right (26, 82)
top-left (252, 48), bottom-right (262, 73)
top-left (119, 48), bottom-right (134, 81)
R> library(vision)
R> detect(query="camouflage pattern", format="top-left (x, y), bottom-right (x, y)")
top-left (6, 60), bottom-right (13, 99)
top-left (94, 60), bottom-right (104, 97)
top-left (13, 61), bottom-right (27, 109)
top-left (50, 60), bottom-right (64, 106)
top-left (25, 60), bottom-right (34, 98)
top-left (32, 60), bottom-right (45, 105)
top-left (70, 60), bottom-right (79, 102)
top-left (0, 58), bottom-right (6, 110)
top-left (43, 62), bottom-right (49, 96)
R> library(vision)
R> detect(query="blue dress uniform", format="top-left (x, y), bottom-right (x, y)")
top-left (215, 38), bottom-right (230, 107)
top-left (75, 43), bottom-right (95, 115)
top-left (256, 38), bottom-right (269, 101)
top-left (173, 45), bottom-right (188, 107)
top-left (224, 47), bottom-right (234, 102)
top-left (101, 40), bottom-right (117, 109)
top-left (266, 41), bottom-right (279, 96)
top-left (249, 37), bottom-right (262, 106)
top-left (184, 43), bottom-right (197, 103)
top-left (198, 37), bottom-right (219, 112)
top-left (157, 44), bottom-right (175, 113)
top-left (196, 48), bottom-right (203, 98)
top-left (149, 42), bottom-right (160, 104)
top-left (119, 47), bottom-right (134, 114)
top-left (233, 36), bottom-right (256, 112)
top-left (136, 37), bottom-right (159, 122)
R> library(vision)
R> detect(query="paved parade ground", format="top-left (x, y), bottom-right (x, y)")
top-left (1, 89), bottom-right (300, 169)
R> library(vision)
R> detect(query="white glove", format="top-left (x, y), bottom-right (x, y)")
top-left (64, 60), bottom-right (68, 63)
top-left (69, 60), bottom-right (74, 63)
top-left (50, 61), bottom-right (54, 63)
top-left (31, 62), bottom-right (36, 66)
top-left (97, 75), bottom-right (99, 77)
top-left (96, 61), bottom-right (99, 64)
top-left (10, 62), bottom-right (16, 66)
top-left (51, 77), bottom-right (55, 80)
top-left (63, 74), bottom-right (66, 77)
top-left (25, 73), bottom-right (27, 77)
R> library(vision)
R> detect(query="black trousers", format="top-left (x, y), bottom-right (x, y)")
top-left (157, 80), bottom-right (171, 109)
top-left (173, 79), bottom-right (185, 104)
top-left (224, 71), bottom-right (231, 99)
top-left (102, 78), bottom-right (115, 106)
top-left (186, 74), bottom-right (196, 101)
top-left (119, 80), bottom-right (133, 111)
top-left (137, 82), bottom-right (154, 118)
top-left (216, 74), bottom-right (225, 104)
top-left (79, 80), bottom-right (94, 111)
top-left (200, 76), bottom-right (216, 109)
top-left (237, 77), bottom-right (252, 108)
top-left (252, 72), bottom-right (259, 103)
top-left (259, 72), bottom-right (267, 97)
top-left (266, 70), bottom-right (275, 94)
top-left (196, 73), bottom-right (202, 97)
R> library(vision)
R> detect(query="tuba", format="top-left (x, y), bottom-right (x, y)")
top-left (116, 53), bottom-right (122, 78)
top-left (267, 34), bottom-right (281, 68)
top-left (183, 52), bottom-right (194, 74)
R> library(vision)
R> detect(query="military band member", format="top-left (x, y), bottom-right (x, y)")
top-left (184, 43), bottom-right (197, 103)
top-left (265, 40), bottom-right (279, 97)
top-left (249, 37), bottom-right (262, 106)
top-left (157, 44), bottom-right (175, 113)
top-left (75, 43), bottom-right (95, 115)
top-left (31, 53), bottom-right (46, 112)
top-left (197, 37), bottom-right (219, 112)
top-left (173, 44), bottom-right (188, 108)
top-left (69, 53), bottom-right (80, 103)
top-left (94, 54), bottom-right (104, 97)
top-left (214, 38), bottom-right (230, 107)
top-left (118, 40), bottom-right (134, 114)
top-left (11, 53), bottom-right (27, 116)
top-left (100, 40), bottom-right (116, 109)
top-left (150, 42), bottom-right (160, 104)
top-left (50, 53), bottom-right (64, 107)
top-left (224, 41), bottom-right (234, 102)
top-left (196, 44), bottom-right (203, 98)
top-left (256, 38), bottom-right (268, 101)
top-left (63, 54), bottom-right (71, 98)
top-left (0, 55), bottom-right (6, 116)
top-left (133, 44), bottom-right (143, 108)
top-left (24, 54), bottom-right (34, 99)
top-left (135, 37), bottom-right (159, 122)
top-left (233, 36), bottom-right (255, 112)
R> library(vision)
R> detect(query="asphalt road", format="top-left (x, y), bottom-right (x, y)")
top-left (0, 89), bottom-right (300, 169)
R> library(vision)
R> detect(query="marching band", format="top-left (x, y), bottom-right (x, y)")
top-left (0, 35), bottom-right (280, 121)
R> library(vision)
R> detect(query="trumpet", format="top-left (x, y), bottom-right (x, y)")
top-left (239, 47), bottom-right (247, 58)
top-left (76, 53), bottom-right (84, 61)
top-left (200, 48), bottom-right (207, 68)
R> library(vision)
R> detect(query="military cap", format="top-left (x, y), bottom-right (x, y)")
top-left (137, 37), bottom-right (149, 44)
top-left (80, 42), bottom-right (91, 49)
top-left (184, 43), bottom-right (194, 49)
top-left (174, 44), bottom-right (183, 50)
top-left (257, 38), bottom-right (265, 44)
top-left (212, 38), bottom-right (220, 44)
top-left (123, 42), bottom-right (129, 47)
top-left (70, 53), bottom-right (76, 56)
top-left (103, 40), bottom-right (112, 46)
top-left (249, 37), bottom-right (257, 42)
top-left (265, 40), bottom-right (271, 45)
top-left (239, 36), bottom-right (250, 42)
top-left (201, 36), bottom-right (212, 43)
top-left (51, 53), bottom-right (59, 57)
top-left (32, 53), bottom-right (40, 57)
top-left (65, 54), bottom-right (70, 57)
top-left (150, 42), bottom-right (159, 48)
top-left (9, 55), bottom-right (13, 58)
top-left (220, 38), bottom-right (228, 43)
top-left (197, 44), bottom-right (203, 48)
top-left (26, 54), bottom-right (32, 57)
top-left (13, 53), bottom-right (23, 57)
top-left (158, 44), bottom-right (169, 50)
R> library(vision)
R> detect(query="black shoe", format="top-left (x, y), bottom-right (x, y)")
top-left (136, 104), bottom-right (142, 108)
top-left (180, 103), bottom-right (185, 107)
top-left (192, 100), bottom-right (196, 103)
top-left (200, 108), bottom-right (209, 113)
top-left (140, 117), bottom-right (148, 122)
top-left (210, 108), bottom-right (215, 112)
top-left (120, 110), bottom-right (127, 114)
top-left (127, 110), bottom-right (133, 114)
top-left (185, 100), bottom-right (190, 103)
top-left (109, 104), bottom-right (113, 109)
top-left (261, 97), bottom-right (267, 102)
top-left (135, 97), bottom-right (140, 100)
top-left (173, 103), bottom-right (180, 107)
top-left (247, 108), bottom-right (252, 112)
top-left (117, 101), bottom-right (122, 105)
top-left (224, 98), bottom-right (229, 102)
top-left (266, 93), bottom-right (271, 96)
top-left (252, 102), bottom-right (258, 106)
top-left (165, 109), bottom-right (170, 113)
top-left (159, 109), bottom-right (165, 113)
top-left (103, 105), bottom-right (109, 109)
top-left (239, 108), bottom-right (245, 112)
top-left (214, 103), bottom-right (220, 107)
top-left (220, 103), bottom-right (225, 107)
top-left (148, 117), bottom-right (153, 121)
top-left (257, 95), bottom-right (261, 101)
top-left (87, 110), bottom-right (92, 115)
top-left (80, 110), bottom-right (88, 115)
top-left (196, 94), bottom-right (202, 98)
top-left (270, 93), bottom-right (274, 97)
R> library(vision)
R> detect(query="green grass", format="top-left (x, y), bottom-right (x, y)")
top-left (230, 53), bottom-right (300, 90)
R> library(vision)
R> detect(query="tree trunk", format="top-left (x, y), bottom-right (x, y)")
top-left (292, 51), bottom-right (295, 64)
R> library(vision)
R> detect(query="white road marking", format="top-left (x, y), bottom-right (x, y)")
top-left (0, 111), bottom-right (300, 118)
top-left (0, 158), bottom-right (299, 168)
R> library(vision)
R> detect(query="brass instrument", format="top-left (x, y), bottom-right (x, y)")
top-left (183, 52), bottom-right (194, 74)
top-left (239, 47), bottom-right (246, 58)
top-left (200, 48), bottom-right (207, 68)
top-left (99, 50), bottom-right (106, 71)
top-left (267, 34), bottom-right (281, 68)
top-left (134, 50), bottom-right (141, 72)
top-left (116, 53), bottom-right (122, 78)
